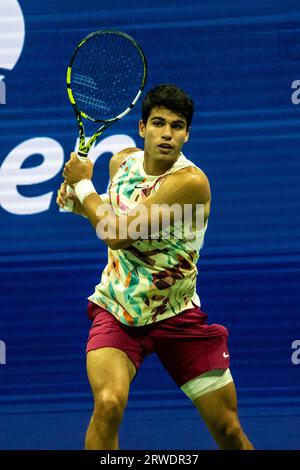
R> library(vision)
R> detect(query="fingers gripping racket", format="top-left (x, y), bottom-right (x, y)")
top-left (63, 30), bottom-right (147, 211)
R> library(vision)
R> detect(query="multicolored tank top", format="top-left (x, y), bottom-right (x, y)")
top-left (88, 150), bottom-right (207, 326)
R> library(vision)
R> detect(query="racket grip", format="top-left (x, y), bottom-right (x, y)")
top-left (60, 152), bottom-right (88, 212)
top-left (60, 185), bottom-right (75, 212)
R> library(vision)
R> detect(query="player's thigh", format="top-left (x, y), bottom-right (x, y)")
top-left (193, 381), bottom-right (240, 432)
top-left (87, 347), bottom-right (136, 397)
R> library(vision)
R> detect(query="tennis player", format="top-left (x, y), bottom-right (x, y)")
top-left (57, 84), bottom-right (254, 450)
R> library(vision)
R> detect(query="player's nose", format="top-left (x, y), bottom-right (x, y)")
top-left (161, 124), bottom-right (172, 140)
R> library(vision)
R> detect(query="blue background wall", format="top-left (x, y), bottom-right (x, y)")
top-left (0, 0), bottom-right (300, 449)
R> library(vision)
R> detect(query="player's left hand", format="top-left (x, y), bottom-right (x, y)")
top-left (63, 152), bottom-right (94, 186)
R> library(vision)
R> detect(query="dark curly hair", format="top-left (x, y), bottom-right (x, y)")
top-left (141, 84), bottom-right (194, 129)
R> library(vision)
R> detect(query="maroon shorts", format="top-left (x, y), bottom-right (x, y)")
top-left (86, 301), bottom-right (230, 387)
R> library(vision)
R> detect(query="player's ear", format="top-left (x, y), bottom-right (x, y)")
top-left (139, 119), bottom-right (146, 138)
top-left (184, 130), bottom-right (190, 143)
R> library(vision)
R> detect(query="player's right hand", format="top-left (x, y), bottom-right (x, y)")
top-left (56, 180), bottom-right (87, 216)
top-left (56, 180), bottom-right (69, 209)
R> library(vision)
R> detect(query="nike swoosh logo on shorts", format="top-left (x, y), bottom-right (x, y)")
top-left (223, 352), bottom-right (230, 358)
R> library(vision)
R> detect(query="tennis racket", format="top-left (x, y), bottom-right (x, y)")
top-left (62, 30), bottom-right (147, 211)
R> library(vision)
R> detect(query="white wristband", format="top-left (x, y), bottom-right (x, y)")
top-left (74, 179), bottom-right (96, 205)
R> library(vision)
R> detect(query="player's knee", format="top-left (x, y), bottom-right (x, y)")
top-left (93, 389), bottom-right (127, 425)
top-left (224, 422), bottom-right (243, 444)
top-left (216, 420), bottom-right (244, 449)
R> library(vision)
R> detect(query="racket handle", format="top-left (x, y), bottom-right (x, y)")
top-left (60, 152), bottom-right (88, 212)
top-left (77, 151), bottom-right (88, 160)
top-left (60, 186), bottom-right (75, 212)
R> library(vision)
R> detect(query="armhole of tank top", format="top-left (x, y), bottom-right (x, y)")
top-left (112, 150), bottom-right (143, 180)
top-left (166, 162), bottom-right (196, 177)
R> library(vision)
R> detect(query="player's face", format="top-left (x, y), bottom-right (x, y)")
top-left (139, 107), bottom-right (189, 164)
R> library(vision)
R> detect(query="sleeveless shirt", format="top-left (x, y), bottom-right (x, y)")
top-left (88, 150), bottom-right (207, 326)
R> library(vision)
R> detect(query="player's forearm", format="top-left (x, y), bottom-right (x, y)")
top-left (81, 193), bottom-right (108, 229)
top-left (71, 200), bottom-right (88, 218)
top-left (81, 192), bottom-right (126, 249)
top-left (71, 179), bottom-right (125, 249)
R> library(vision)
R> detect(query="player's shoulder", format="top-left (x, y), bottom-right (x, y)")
top-left (109, 147), bottom-right (141, 179)
top-left (156, 164), bottom-right (210, 205)
top-left (160, 165), bottom-right (210, 204)
top-left (172, 165), bottom-right (210, 189)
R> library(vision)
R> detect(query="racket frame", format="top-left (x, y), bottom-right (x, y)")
top-left (62, 30), bottom-right (147, 211)
top-left (66, 29), bottom-right (147, 157)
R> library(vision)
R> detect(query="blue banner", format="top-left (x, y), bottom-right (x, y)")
top-left (0, 0), bottom-right (300, 450)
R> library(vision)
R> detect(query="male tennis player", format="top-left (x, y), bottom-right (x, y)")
top-left (57, 84), bottom-right (253, 450)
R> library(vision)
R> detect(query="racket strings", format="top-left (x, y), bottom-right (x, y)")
top-left (75, 93), bottom-right (110, 110)
top-left (72, 73), bottom-right (98, 90)
top-left (71, 32), bottom-right (146, 121)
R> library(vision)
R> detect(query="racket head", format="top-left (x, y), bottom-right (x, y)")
top-left (66, 30), bottom-right (147, 123)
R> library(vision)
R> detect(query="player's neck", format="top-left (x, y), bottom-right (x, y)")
top-left (143, 151), bottom-right (179, 176)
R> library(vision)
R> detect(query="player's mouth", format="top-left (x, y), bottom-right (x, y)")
top-left (158, 143), bottom-right (173, 151)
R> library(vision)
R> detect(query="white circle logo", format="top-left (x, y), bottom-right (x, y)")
top-left (0, 0), bottom-right (25, 81)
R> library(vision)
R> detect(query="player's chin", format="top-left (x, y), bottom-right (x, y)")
top-left (155, 147), bottom-right (179, 160)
